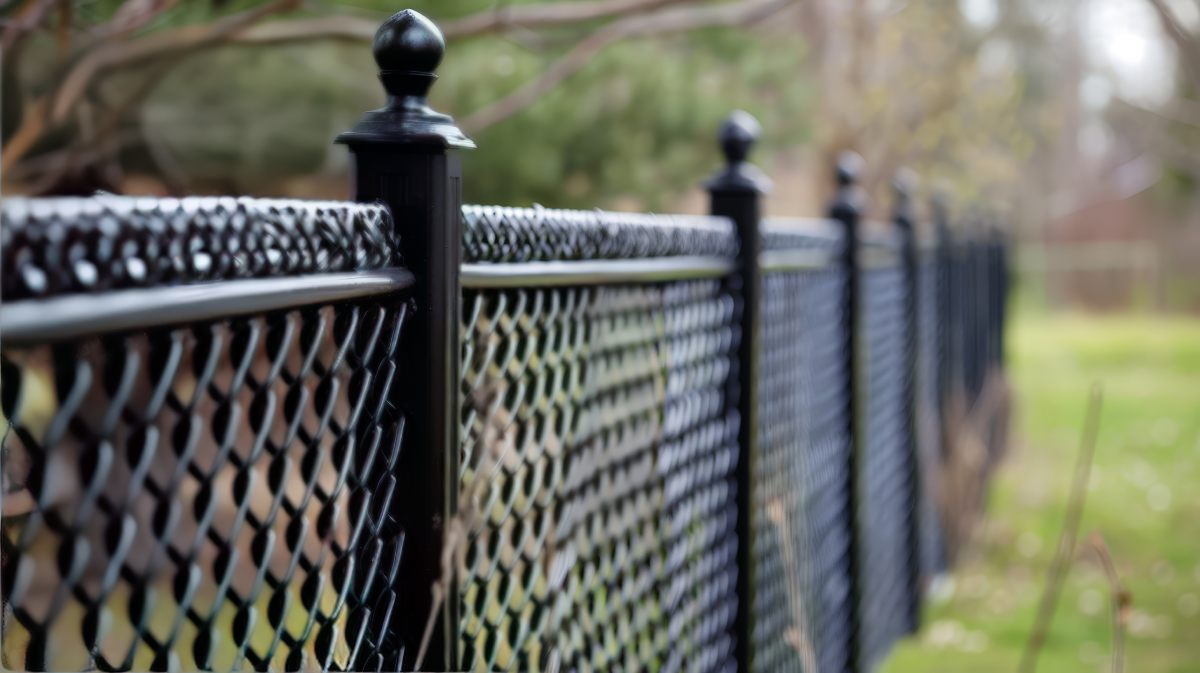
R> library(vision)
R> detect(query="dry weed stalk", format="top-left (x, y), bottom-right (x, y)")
top-left (413, 314), bottom-right (564, 669)
top-left (413, 381), bottom-right (512, 669)
top-left (936, 366), bottom-right (1012, 567)
top-left (1086, 532), bottom-right (1130, 673)
top-left (1018, 385), bottom-right (1104, 673)
top-left (765, 497), bottom-right (819, 670)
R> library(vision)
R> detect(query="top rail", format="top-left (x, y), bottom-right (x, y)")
top-left (461, 255), bottom-right (733, 287)
top-left (0, 195), bottom-right (972, 329)
top-left (0, 269), bottom-right (414, 346)
top-left (1, 198), bottom-right (744, 335)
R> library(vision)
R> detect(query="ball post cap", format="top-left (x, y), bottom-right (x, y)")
top-left (892, 167), bottom-right (917, 199)
top-left (718, 110), bottom-right (761, 165)
top-left (835, 150), bottom-right (864, 186)
top-left (373, 9), bottom-right (444, 75)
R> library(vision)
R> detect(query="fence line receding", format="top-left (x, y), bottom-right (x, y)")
top-left (0, 8), bottom-right (1009, 673)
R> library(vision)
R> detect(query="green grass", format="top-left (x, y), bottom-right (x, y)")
top-left (883, 312), bottom-right (1200, 673)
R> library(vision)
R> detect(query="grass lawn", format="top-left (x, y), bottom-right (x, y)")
top-left (883, 311), bottom-right (1200, 673)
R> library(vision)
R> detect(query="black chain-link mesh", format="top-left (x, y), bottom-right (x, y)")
top-left (857, 262), bottom-right (917, 671)
top-left (462, 205), bottom-right (737, 263)
top-left (458, 279), bottom-right (740, 672)
top-left (1, 299), bottom-right (413, 671)
top-left (754, 263), bottom-right (854, 673)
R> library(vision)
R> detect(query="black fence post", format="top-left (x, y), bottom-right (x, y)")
top-left (893, 170), bottom-right (923, 635)
top-left (963, 213), bottom-right (978, 404)
top-left (992, 219), bottom-right (1009, 371)
top-left (706, 110), bottom-right (771, 673)
top-left (931, 192), bottom-right (952, 460)
top-left (828, 151), bottom-right (865, 673)
top-left (336, 9), bottom-right (474, 671)
top-left (968, 212), bottom-right (985, 404)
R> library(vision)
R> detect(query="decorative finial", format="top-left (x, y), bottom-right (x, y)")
top-left (835, 151), bottom-right (864, 187)
top-left (706, 110), bottom-right (770, 194)
top-left (892, 167), bottom-right (917, 232)
top-left (718, 110), bottom-right (761, 166)
top-left (828, 150), bottom-right (866, 221)
top-left (336, 9), bottom-right (474, 148)
top-left (374, 9), bottom-right (444, 98)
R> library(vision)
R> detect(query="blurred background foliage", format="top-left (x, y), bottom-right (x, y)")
top-left (2, 0), bottom-right (1053, 211)
top-left (2, 0), bottom-right (1199, 306)
top-left (2, 0), bottom-right (815, 209)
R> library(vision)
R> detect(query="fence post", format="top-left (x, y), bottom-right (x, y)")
top-left (991, 218), bottom-right (1009, 371)
top-left (961, 212), bottom-right (976, 403)
top-left (893, 170), bottom-right (923, 635)
top-left (336, 9), bottom-right (474, 670)
top-left (967, 212), bottom-right (984, 404)
top-left (828, 151), bottom-right (865, 673)
top-left (706, 110), bottom-right (770, 673)
top-left (930, 192), bottom-right (952, 461)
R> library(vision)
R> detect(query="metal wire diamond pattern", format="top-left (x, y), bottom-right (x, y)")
top-left (754, 267), bottom-right (854, 673)
top-left (1, 300), bottom-right (411, 672)
top-left (458, 280), bottom-right (740, 672)
top-left (857, 265), bottom-right (917, 670)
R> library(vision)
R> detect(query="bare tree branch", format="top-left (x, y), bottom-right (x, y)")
top-left (1116, 95), bottom-right (1200, 129)
top-left (440, 0), bottom-right (693, 38)
top-left (25, 59), bottom-right (183, 191)
top-left (1139, 130), bottom-right (1200, 179)
top-left (91, 0), bottom-right (181, 43)
top-left (5, 0), bottom-right (790, 188)
top-left (459, 0), bottom-right (797, 133)
top-left (2, 96), bottom-right (52, 174)
top-left (229, 14), bottom-right (378, 45)
top-left (228, 0), bottom-right (698, 46)
top-left (49, 0), bottom-right (301, 122)
top-left (1111, 98), bottom-right (1200, 180)
top-left (1144, 0), bottom-right (1200, 90)
top-left (1, 0), bottom-right (57, 51)
top-left (1, 0), bottom-right (301, 172)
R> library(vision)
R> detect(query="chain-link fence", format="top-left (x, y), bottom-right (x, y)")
top-left (1, 198), bottom-right (415, 672)
top-left (752, 221), bottom-right (853, 673)
top-left (0, 200), bottom-right (1006, 673)
top-left (456, 206), bottom-right (741, 672)
top-left (0, 10), bottom-right (1009, 673)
